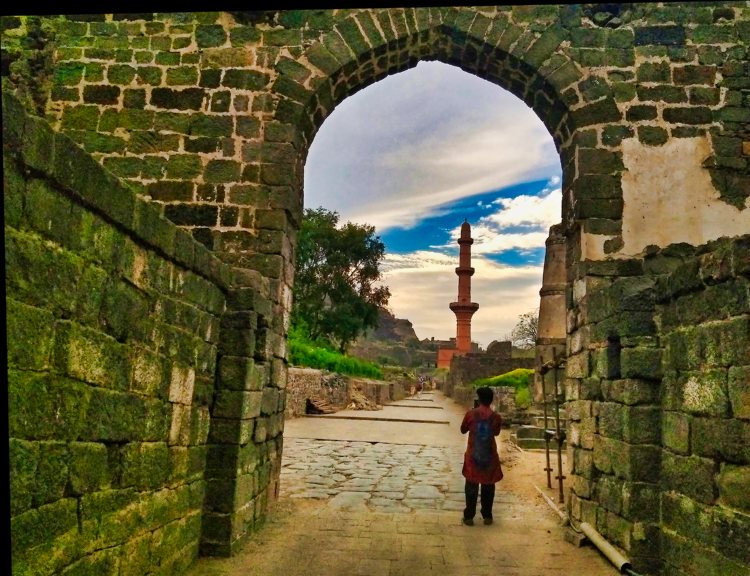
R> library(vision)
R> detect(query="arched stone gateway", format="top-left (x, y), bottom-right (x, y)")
top-left (3, 6), bottom-right (749, 575)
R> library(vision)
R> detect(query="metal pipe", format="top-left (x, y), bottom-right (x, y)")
top-left (540, 354), bottom-right (553, 489)
top-left (579, 522), bottom-right (632, 574)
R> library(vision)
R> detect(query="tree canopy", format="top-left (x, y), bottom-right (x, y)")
top-left (292, 207), bottom-right (391, 352)
top-left (510, 308), bottom-right (539, 349)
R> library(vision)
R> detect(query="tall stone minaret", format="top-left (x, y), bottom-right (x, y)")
top-left (449, 220), bottom-right (479, 354)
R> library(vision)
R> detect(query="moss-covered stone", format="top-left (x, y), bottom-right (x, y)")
top-left (196, 24), bottom-right (226, 48)
top-left (53, 320), bottom-right (131, 389)
top-left (221, 69), bottom-right (269, 90)
top-left (32, 442), bottom-right (70, 507)
top-left (68, 441), bottom-right (111, 495)
top-left (120, 442), bottom-right (170, 490)
top-left (9, 438), bottom-right (39, 515)
top-left (6, 297), bottom-right (56, 370)
top-left (150, 87), bottom-right (205, 110)
top-left (166, 65), bottom-right (199, 86)
top-left (81, 387), bottom-right (147, 442)
top-left (10, 497), bottom-right (79, 556)
top-left (717, 465), bottom-right (750, 512)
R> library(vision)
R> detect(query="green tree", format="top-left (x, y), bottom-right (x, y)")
top-left (292, 207), bottom-right (391, 352)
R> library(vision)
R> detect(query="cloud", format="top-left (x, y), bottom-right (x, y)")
top-left (432, 186), bottom-right (562, 255)
top-left (381, 251), bottom-right (543, 348)
top-left (304, 61), bottom-right (559, 231)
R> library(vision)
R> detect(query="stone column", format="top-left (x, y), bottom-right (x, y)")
top-left (535, 223), bottom-right (568, 402)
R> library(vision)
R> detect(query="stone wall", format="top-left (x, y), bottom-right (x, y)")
top-left (565, 235), bottom-right (750, 575)
top-left (5, 90), bottom-right (230, 575)
top-left (285, 367), bottom-right (407, 417)
top-left (285, 368), bottom-right (348, 417)
top-left (655, 236), bottom-right (749, 575)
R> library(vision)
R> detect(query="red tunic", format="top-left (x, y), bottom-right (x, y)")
top-left (461, 405), bottom-right (504, 484)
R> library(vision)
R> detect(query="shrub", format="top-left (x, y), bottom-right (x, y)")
top-left (515, 385), bottom-right (532, 409)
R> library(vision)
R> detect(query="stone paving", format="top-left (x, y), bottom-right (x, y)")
top-left (187, 391), bottom-right (619, 576)
top-left (280, 438), bottom-right (469, 513)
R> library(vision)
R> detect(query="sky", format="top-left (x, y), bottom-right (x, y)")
top-left (304, 60), bottom-right (562, 349)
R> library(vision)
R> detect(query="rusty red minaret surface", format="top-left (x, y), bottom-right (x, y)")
top-left (449, 220), bottom-right (479, 354)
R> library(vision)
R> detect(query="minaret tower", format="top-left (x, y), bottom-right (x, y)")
top-left (449, 220), bottom-right (479, 354)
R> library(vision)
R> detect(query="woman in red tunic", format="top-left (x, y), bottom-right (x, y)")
top-left (460, 386), bottom-right (503, 525)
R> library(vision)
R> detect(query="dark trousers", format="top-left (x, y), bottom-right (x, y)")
top-left (464, 481), bottom-right (495, 520)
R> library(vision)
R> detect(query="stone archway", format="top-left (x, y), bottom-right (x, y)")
top-left (5, 7), bottom-right (749, 576)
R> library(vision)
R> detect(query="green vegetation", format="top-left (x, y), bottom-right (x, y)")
top-left (292, 207), bottom-right (390, 353)
top-left (469, 368), bottom-right (534, 409)
top-left (288, 324), bottom-right (383, 379)
top-left (470, 368), bottom-right (534, 389)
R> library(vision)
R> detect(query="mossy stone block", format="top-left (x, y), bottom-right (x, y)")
top-left (151, 87), bottom-right (205, 110)
top-left (82, 387), bottom-right (146, 442)
top-left (54, 321), bottom-right (131, 389)
top-left (143, 398), bottom-right (171, 441)
top-left (10, 498), bottom-right (79, 555)
top-left (205, 159), bottom-right (241, 183)
top-left (100, 279), bottom-right (150, 342)
top-left (136, 66), bottom-right (163, 85)
top-left (166, 65), bottom-right (199, 86)
top-left (3, 157), bottom-right (25, 229)
top-left (61, 105), bottom-right (100, 130)
top-left (662, 411), bottom-right (691, 455)
top-left (119, 533), bottom-right (153, 576)
top-left (107, 64), bottom-right (137, 85)
top-left (4, 229), bottom-right (81, 316)
top-left (68, 442), bottom-right (111, 495)
top-left (146, 180), bottom-right (193, 203)
top-left (6, 297), bottom-right (56, 370)
top-left (728, 366), bottom-right (750, 420)
top-left (222, 69), bottom-right (269, 90)
top-left (54, 61), bottom-right (85, 86)
top-left (32, 442), bottom-right (70, 507)
top-left (8, 371), bottom-right (92, 441)
top-left (21, 114), bottom-right (55, 175)
top-left (196, 24), bottom-right (227, 48)
top-left (717, 465), bottom-right (750, 512)
top-left (189, 114), bottom-right (232, 137)
top-left (120, 442), bottom-right (170, 490)
top-left (571, 98), bottom-right (622, 128)
top-left (9, 438), bottom-right (39, 515)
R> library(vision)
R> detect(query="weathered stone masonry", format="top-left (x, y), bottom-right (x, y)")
top-left (3, 5), bottom-right (750, 576)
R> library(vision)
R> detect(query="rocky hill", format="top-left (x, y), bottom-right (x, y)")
top-left (349, 308), bottom-right (436, 368)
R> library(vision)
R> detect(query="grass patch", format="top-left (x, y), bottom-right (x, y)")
top-left (289, 336), bottom-right (383, 379)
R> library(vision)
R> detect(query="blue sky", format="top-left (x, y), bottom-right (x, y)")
top-left (304, 61), bottom-right (562, 348)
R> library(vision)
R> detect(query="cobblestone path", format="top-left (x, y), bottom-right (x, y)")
top-left (187, 391), bottom-right (619, 576)
top-left (280, 439), bottom-right (469, 513)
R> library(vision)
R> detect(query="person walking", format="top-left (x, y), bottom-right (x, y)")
top-left (460, 386), bottom-right (503, 525)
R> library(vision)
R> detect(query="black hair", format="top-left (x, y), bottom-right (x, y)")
top-left (476, 386), bottom-right (493, 406)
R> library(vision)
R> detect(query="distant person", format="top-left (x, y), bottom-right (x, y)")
top-left (460, 386), bottom-right (503, 526)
